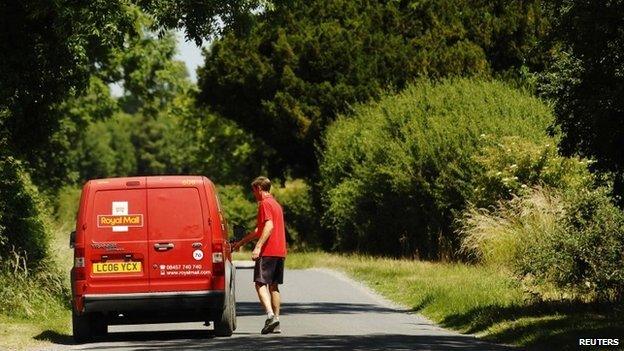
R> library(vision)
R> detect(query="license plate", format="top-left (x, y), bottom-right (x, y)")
top-left (92, 261), bottom-right (142, 274)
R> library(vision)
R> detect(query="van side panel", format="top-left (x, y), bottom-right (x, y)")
top-left (85, 188), bottom-right (149, 294)
top-left (147, 186), bottom-right (213, 292)
top-left (71, 183), bottom-right (90, 308)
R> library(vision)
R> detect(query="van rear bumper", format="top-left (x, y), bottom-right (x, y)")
top-left (83, 290), bottom-right (225, 313)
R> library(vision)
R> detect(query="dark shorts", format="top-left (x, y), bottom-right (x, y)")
top-left (254, 256), bottom-right (285, 285)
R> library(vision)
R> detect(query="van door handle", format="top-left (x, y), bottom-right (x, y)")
top-left (154, 243), bottom-right (174, 251)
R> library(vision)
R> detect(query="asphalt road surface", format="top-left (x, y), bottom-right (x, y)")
top-left (65, 262), bottom-right (515, 351)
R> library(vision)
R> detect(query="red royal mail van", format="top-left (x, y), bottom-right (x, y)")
top-left (70, 176), bottom-right (236, 342)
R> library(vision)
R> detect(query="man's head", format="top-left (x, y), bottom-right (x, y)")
top-left (251, 176), bottom-right (271, 200)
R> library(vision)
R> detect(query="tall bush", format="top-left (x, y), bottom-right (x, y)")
top-left (198, 0), bottom-right (549, 175)
top-left (272, 179), bottom-right (321, 249)
top-left (461, 185), bottom-right (624, 303)
top-left (216, 185), bottom-right (257, 233)
top-left (519, 187), bottom-right (624, 302)
top-left (0, 148), bottom-right (51, 268)
top-left (320, 79), bottom-right (553, 259)
top-left (471, 136), bottom-right (594, 208)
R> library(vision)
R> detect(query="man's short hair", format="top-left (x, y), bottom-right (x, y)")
top-left (252, 176), bottom-right (271, 192)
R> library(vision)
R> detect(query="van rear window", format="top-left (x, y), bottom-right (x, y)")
top-left (148, 188), bottom-right (204, 240)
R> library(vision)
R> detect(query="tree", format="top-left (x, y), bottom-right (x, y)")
top-left (0, 1), bottom-right (139, 267)
top-left (320, 79), bottom-right (554, 258)
top-left (138, 0), bottom-right (268, 43)
top-left (196, 0), bottom-right (549, 176)
top-left (540, 1), bottom-right (624, 199)
top-left (0, 0), bottom-right (139, 161)
top-left (57, 29), bottom-right (265, 185)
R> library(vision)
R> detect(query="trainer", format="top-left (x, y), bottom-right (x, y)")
top-left (232, 176), bottom-right (287, 334)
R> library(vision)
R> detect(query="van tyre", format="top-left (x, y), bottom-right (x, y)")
top-left (214, 267), bottom-right (236, 336)
top-left (213, 296), bottom-right (235, 336)
top-left (72, 309), bottom-right (93, 343)
top-left (231, 267), bottom-right (237, 331)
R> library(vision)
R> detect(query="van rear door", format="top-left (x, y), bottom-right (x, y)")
top-left (88, 185), bottom-right (148, 294)
top-left (147, 185), bottom-right (212, 292)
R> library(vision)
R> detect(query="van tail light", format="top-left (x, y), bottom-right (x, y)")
top-left (212, 243), bottom-right (224, 275)
top-left (74, 248), bottom-right (86, 280)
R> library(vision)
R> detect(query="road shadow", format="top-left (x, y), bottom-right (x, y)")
top-left (34, 330), bottom-right (74, 345)
top-left (236, 301), bottom-right (400, 316)
top-left (39, 329), bottom-right (217, 348)
top-left (77, 333), bottom-right (516, 351)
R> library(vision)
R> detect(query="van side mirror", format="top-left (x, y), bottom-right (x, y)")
top-left (233, 224), bottom-right (246, 239)
top-left (69, 230), bottom-right (76, 248)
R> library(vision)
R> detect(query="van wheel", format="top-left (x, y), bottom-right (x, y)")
top-left (213, 294), bottom-right (234, 336)
top-left (214, 270), bottom-right (235, 336)
top-left (231, 268), bottom-right (237, 331)
top-left (72, 309), bottom-right (93, 343)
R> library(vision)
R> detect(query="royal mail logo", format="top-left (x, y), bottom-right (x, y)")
top-left (97, 214), bottom-right (143, 228)
top-left (98, 201), bottom-right (143, 232)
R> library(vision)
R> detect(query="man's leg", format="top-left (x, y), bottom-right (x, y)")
top-left (258, 282), bottom-right (280, 334)
top-left (269, 283), bottom-right (280, 317)
top-left (255, 282), bottom-right (274, 317)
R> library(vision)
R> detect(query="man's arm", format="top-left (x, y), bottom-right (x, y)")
top-left (232, 227), bottom-right (258, 251)
top-left (252, 220), bottom-right (273, 260)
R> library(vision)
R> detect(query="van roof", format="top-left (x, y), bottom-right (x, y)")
top-left (86, 175), bottom-right (211, 191)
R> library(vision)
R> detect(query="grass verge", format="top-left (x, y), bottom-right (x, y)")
top-left (0, 313), bottom-right (71, 350)
top-left (0, 264), bottom-right (71, 350)
top-left (233, 251), bottom-right (624, 351)
top-left (0, 210), bottom-right (75, 350)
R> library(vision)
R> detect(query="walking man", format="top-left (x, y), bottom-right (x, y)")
top-left (232, 176), bottom-right (287, 334)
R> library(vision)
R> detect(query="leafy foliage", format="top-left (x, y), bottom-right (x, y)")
top-left (540, 1), bottom-right (624, 198)
top-left (183, 112), bottom-right (267, 185)
top-left (53, 30), bottom-right (264, 185)
top-left (0, 145), bottom-right (51, 268)
top-left (462, 185), bottom-right (624, 303)
top-left (197, 0), bottom-right (549, 175)
top-left (139, 0), bottom-right (268, 42)
top-left (216, 185), bottom-right (258, 232)
top-left (272, 179), bottom-right (321, 249)
top-left (544, 187), bottom-right (624, 302)
top-left (320, 79), bottom-right (553, 259)
top-left (471, 136), bottom-right (594, 208)
top-left (0, 1), bottom-right (140, 178)
top-left (460, 133), bottom-right (624, 302)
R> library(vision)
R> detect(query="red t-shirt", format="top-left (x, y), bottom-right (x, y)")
top-left (255, 194), bottom-right (287, 257)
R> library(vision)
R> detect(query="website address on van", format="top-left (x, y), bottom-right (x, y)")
top-left (161, 270), bottom-right (210, 276)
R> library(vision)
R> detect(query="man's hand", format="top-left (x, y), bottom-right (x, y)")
top-left (231, 241), bottom-right (240, 252)
top-left (252, 246), bottom-right (261, 261)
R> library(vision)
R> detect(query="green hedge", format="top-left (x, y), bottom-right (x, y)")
top-left (216, 185), bottom-right (257, 233)
top-left (520, 187), bottom-right (624, 302)
top-left (462, 185), bottom-right (624, 303)
top-left (319, 79), bottom-right (553, 259)
top-left (273, 179), bottom-right (321, 249)
top-left (0, 146), bottom-right (51, 268)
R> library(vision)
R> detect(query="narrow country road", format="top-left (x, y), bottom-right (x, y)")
top-left (65, 262), bottom-right (515, 351)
